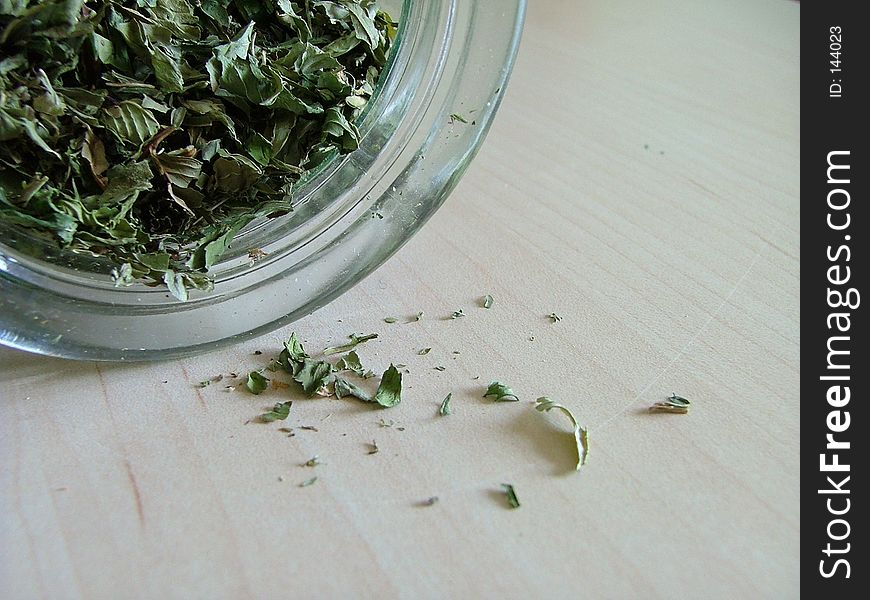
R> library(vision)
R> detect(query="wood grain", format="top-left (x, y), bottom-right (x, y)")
top-left (0, 0), bottom-right (800, 598)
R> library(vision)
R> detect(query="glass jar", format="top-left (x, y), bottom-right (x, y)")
top-left (0, 0), bottom-right (527, 361)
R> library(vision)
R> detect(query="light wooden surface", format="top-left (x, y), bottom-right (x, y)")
top-left (0, 0), bottom-right (800, 598)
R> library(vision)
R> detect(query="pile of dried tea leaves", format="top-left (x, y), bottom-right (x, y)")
top-left (0, 0), bottom-right (396, 300)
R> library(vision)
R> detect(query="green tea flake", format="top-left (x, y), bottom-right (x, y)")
top-left (334, 376), bottom-right (373, 403)
top-left (501, 484), bottom-right (520, 509)
top-left (384, 317), bottom-right (398, 323)
top-left (259, 401), bottom-right (292, 423)
top-left (277, 333), bottom-right (310, 375)
top-left (374, 365), bottom-right (402, 407)
top-left (418, 347), bottom-right (432, 356)
top-left (246, 371), bottom-right (269, 395)
top-left (534, 397), bottom-right (589, 470)
top-left (484, 382), bottom-right (519, 402)
top-left (547, 313), bottom-right (563, 323)
top-left (451, 309), bottom-right (466, 319)
top-left (299, 476), bottom-right (318, 488)
top-left (324, 333), bottom-right (379, 356)
top-left (482, 294), bottom-right (494, 309)
top-left (335, 351), bottom-right (372, 378)
top-left (293, 360), bottom-right (335, 396)
top-left (439, 393), bottom-right (453, 416)
top-left (649, 393), bottom-right (691, 414)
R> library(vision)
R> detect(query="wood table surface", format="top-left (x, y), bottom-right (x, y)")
top-left (0, 0), bottom-right (800, 598)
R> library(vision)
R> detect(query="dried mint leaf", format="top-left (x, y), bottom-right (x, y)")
top-left (439, 393), bottom-right (452, 416)
top-left (259, 400), bottom-right (292, 422)
top-left (484, 381), bottom-right (519, 402)
top-left (374, 364), bottom-right (402, 407)
top-left (649, 393), bottom-right (691, 414)
top-left (277, 332), bottom-right (310, 375)
top-left (323, 333), bottom-right (378, 356)
top-left (501, 483), bottom-right (520, 509)
top-left (246, 371), bottom-right (269, 394)
top-left (293, 359), bottom-right (334, 395)
top-left (535, 397), bottom-right (589, 471)
top-left (333, 375), bottom-right (373, 402)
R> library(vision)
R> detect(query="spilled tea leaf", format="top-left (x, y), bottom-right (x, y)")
top-left (324, 333), bottom-right (378, 356)
top-left (535, 397), bottom-right (589, 471)
top-left (649, 393), bottom-right (691, 414)
top-left (374, 365), bottom-right (402, 407)
top-left (439, 393), bottom-right (453, 416)
top-left (246, 371), bottom-right (269, 395)
top-left (484, 382), bottom-right (519, 402)
top-left (501, 484), bottom-right (520, 509)
top-left (259, 401), bottom-right (292, 423)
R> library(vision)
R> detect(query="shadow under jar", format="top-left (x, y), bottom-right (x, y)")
top-left (0, 0), bottom-right (527, 361)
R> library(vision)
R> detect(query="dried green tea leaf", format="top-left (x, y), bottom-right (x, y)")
top-left (259, 401), bottom-right (292, 422)
top-left (418, 347), bottom-right (432, 356)
top-left (299, 476), bottom-right (318, 487)
top-left (101, 101), bottom-right (161, 146)
top-left (482, 294), bottom-right (494, 309)
top-left (548, 313), bottom-right (563, 323)
top-left (278, 332), bottom-right (310, 376)
top-left (302, 455), bottom-right (321, 467)
top-left (667, 393), bottom-right (691, 407)
top-left (334, 376), bottom-right (373, 403)
top-left (451, 309), bottom-right (465, 319)
top-left (384, 317), bottom-right (398, 323)
top-left (649, 393), bottom-right (691, 414)
top-left (335, 351), bottom-right (367, 376)
top-left (374, 365), bottom-right (402, 408)
top-left (535, 397), bottom-right (589, 471)
top-left (294, 360), bottom-right (335, 396)
top-left (484, 382), bottom-right (519, 402)
top-left (501, 484), bottom-right (520, 509)
top-left (324, 333), bottom-right (378, 356)
top-left (81, 126), bottom-right (109, 189)
top-left (367, 440), bottom-right (379, 455)
top-left (415, 312), bottom-right (424, 321)
top-left (449, 113), bottom-right (468, 124)
top-left (246, 371), bottom-right (269, 395)
top-left (439, 393), bottom-right (453, 416)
